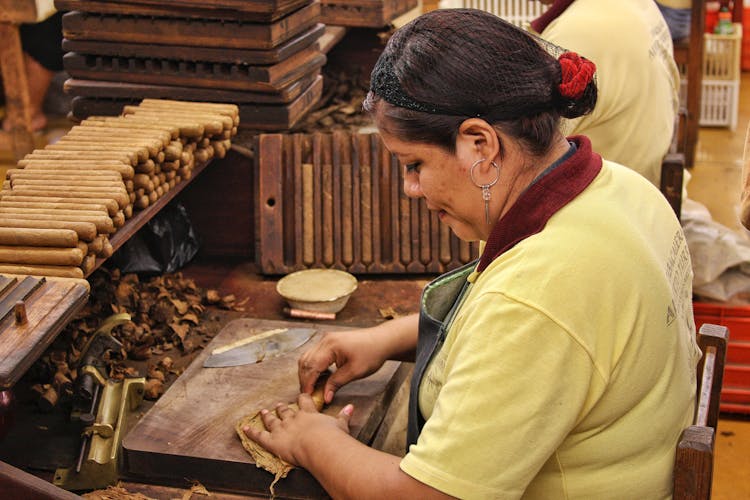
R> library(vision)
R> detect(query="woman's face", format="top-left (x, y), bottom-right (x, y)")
top-left (379, 130), bottom-right (488, 242)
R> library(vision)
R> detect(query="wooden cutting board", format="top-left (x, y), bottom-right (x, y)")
top-left (122, 317), bottom-right (409, 497)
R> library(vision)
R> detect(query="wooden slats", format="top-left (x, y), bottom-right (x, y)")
top-left (256, 132), bottom-right (480, 274)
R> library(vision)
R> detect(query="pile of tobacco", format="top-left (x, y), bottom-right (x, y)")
top-left (25, 267), bottom-right (242, 409)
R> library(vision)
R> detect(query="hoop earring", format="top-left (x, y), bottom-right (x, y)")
top-left (470, 158), bottom-right (500, 225)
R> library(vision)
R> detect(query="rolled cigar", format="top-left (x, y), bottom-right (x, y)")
top-left (0, 246), bottom-right (83, 266)
top-left (0, 217), bottom-right (97, 241)
top-left (136, 104), bottom-right (236, 128)
top-left (148, 191), bottom-right (158, 204)
top-left (0, 205), bottom-right (109, 217)
top-left (165, 171), bottom-right (176, 181)
top-left (0, 227), bottom-right (78, 247)
top-left (81, 118), bottom-right (180, 139)
top-left (0, 195), bottom-right (119, 216)
top-left (0, 263), bottom-right (83, 279)
top-left (155, 185), bottom-right (164, 198)
top-left (88, 235), bottom-right (104, 255)
top-left (129, 191), bottom-right (136, 204)
top-left (139, 98), bottom-right (239, 120)
top-left (7, 168), bottom-right (122, 180)
top-left (77, 241), bottom-right (88, 256)
top-left (124, 204), bottom-right (133, 219)
top-left (211, 140), bottom-right (227, 159)
top-left (162, 160), bottom-right (179, 171)
top-left (21, 149), bottom-right (136, 166)
top-left (133, 174), bottom-right (154, 192)
top-left (164, 141), bottom-right (183, 161)
top-left (113, 211), bottom-right (125, 227)
top-left (124, 180), bottom-right (134, 192)
top-left (122, 107), bottom-right (226, 135)
top-left (283, 307), bottom-right (336, 321)
top-left (0, 211), bottom-right (114, 234)
top-left (198, 138), bottom-right (210, 148)
top-left (0, 200), bottom-right (112, 216)
top-left (67, 126), bottom-right (171, 146)
top-left (134, 195), bottom-right (149, 209)
top-left (194, 148), bottom-right (212, 164)
top-left (180, 151), bottom-right (192, 166)
top-left (55, 138), bottom-right (156, 160)
top-left (58, 132), bottom-right (164, 150)
top-left (43, 144), bottom-right (145, 163)
top-left (18, 161), bottom-right (135, 179)
top-left (135, 159), bottom-right (156, 175)
top-left (9, 178), bottom-right (126, 189)
top-left (4, 187), bottom-right (129, 209)
top-left (119, 114), bottom-right (204, 138)
top-left (81, 253), bottom-right (96, 275)
top-left (101, 238), bottom-right (113, 258)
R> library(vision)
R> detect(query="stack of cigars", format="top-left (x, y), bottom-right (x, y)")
top-left (0, 99), bottom-right (238, 279)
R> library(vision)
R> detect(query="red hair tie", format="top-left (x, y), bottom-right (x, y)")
top-left (558, 52), bottom-right (596, 100)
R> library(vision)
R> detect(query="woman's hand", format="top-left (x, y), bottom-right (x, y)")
top-left (242, 393), bottom-right (354, 466)
top-left (299, 315), bottom-right (420, 404)
top-left (299, 328), bottom-right (387, 404)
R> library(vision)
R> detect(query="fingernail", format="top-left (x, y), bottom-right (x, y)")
top-left (260, 409), bottom-right (268, 415)
top-left (326, 390), bottom-right (334, 402)
top-left (242, 426), bottom-right (249, 432)
top-left (343, 404), bottom-right (354, 416)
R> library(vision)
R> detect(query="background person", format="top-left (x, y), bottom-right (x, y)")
top-left (530, 0), bottom-right (680, 188)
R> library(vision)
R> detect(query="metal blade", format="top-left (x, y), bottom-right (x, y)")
top-left (203, 327), bottom-right (316, 368)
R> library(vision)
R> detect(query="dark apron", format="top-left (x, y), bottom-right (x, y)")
top-left (406, 259), bottom-right (478, 447)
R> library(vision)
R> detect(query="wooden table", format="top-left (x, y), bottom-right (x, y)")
top-left (0, 0), bottom-right (37, 161)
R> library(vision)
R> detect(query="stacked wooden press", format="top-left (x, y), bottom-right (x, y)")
top-left (54, 0), bottom-right (325, 130)
top-left (0, 99), bottom-right (238, 279)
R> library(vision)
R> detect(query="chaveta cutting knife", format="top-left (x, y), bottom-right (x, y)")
top-left (203, 327), bottom-right (317, 368)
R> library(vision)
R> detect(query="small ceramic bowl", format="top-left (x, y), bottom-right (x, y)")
top-left (276, 269), bottom-right (358, 314)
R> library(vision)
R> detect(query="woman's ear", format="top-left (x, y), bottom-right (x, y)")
top-left (457, 118), bottom-right (501, 160)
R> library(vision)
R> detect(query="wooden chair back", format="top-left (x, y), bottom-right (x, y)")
top-left (673, 322), bottom-right (729, 500)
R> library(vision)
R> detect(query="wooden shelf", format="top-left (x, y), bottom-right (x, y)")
top-left (86, 159), bottom-right (212, 277)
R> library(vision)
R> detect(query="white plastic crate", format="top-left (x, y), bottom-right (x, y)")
top-left (438, 0), bottom-right (547, 27)
top-left (700, 79), bottom-right (740, 129)
top-left (703, 23), bottom-right (743, 80)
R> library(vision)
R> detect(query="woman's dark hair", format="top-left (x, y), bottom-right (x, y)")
top-left (363, 8), bottom-right (597, 157)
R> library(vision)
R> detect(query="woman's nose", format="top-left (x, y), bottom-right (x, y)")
top-left (403, 173), bottom-right (422, 198)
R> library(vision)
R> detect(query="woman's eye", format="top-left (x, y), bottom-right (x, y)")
top-left (405, 162), bottom-right (421, 173)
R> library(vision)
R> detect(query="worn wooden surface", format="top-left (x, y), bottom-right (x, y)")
top-left (122, 317), bottom-right (409, 497)
top-left (256, 132), bottom-right (479, 274)
top-left (0, 276), bottom-right (89, 389)
top-left (0, 0), bottom-right (38, 23)
top-left (62, 48), bottom-right (325, 92)
top-left (61, 3), bottom-right (321, 50)
top-left (320, 0), bottom-right (418, 27)
top-left (70, 76), bottom-right (322, 130)
top-left (60, 23), bottom-right (325, 65)
top-left (0, 22), bottom-right (34, 161)
top-left (55, 0), bottom-right (312, 22)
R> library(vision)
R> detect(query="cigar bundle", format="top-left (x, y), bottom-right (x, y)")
top-left (0, 99), bottom-right (239, 278)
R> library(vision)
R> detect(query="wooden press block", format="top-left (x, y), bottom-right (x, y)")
top-left (62, 48), bottom-right (326, 92)
top-left (0, 0), bottom-right (39, 23)
top-left (55, 0), bottom-right (313, 22)
top-left (65, 71), bottom-right (320, 105)
top-left (255, 131), bottom-right (480, 275)
top-left (0, 275), bottom-right (89, 390)
top-left (61, 23), bottom-right (325, 66)
top-left (62, 2), bottom-right (321, 50)
top-left (121, 318), bottom-right (411, 497)
top-left (69, 74), bottom-right (323, 130)
top-left (320, 0), bottom-right (419, 27)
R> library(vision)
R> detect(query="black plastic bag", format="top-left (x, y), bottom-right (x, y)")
top-left (109, 202), bottom-right (200, 275)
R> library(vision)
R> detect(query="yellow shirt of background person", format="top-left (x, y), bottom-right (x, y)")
top-left (656, 0), bottom-right (692, 9)
top-left (404, 160), bottom-right (701, 499)
top-left (530, 0), bottom-right (680, 187)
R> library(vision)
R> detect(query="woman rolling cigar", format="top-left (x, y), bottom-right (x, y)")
top-left (243, 9), bottom-right (700, 498)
